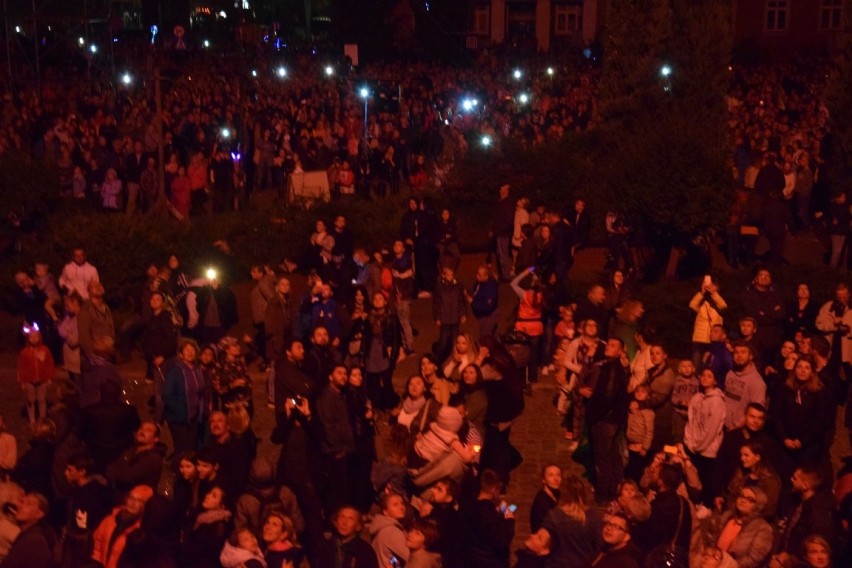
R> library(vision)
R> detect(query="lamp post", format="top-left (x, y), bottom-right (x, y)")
top-left (359, 86), bottom-right (369, 139)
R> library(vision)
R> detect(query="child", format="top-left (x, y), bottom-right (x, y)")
top-left (625, 385), bottom-right (654, 482)
top-left (16, 324), bottom-right (55, 426)
top-left (671, 360), bottom-right (699, 441)
top-left (554, 305), bottom-right (577, 342)
top-left (219, 528), bottom-right (266, 568)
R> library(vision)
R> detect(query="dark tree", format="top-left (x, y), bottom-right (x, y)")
top-left (826, 0), bottom-right (852, 197)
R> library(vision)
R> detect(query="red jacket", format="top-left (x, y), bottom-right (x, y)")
top-left (16, 344), bottom-right (54, 384)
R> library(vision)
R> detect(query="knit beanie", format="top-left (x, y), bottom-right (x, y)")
top-left (434, 406), bottom-right (463, 434)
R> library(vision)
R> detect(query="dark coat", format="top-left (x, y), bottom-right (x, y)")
top-left (105, 443), bottom-right (166, 492)
top-left (2, 521), bottom-right (57, 568)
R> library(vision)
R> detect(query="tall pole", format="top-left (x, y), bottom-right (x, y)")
top-left (155, 68), bottom-right (164, 204)
top-left (3, 0), bottom-right (12, 92)
top-left (31, 0), bottom-right (38, 93)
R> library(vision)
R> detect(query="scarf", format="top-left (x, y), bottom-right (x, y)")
top-left (402, 395), bottom-right (427, 415)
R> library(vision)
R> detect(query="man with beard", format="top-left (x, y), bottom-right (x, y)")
top-left (723, 342), bottom-right (766, 431)
top-left (302, 325), bottom-right (340, 394)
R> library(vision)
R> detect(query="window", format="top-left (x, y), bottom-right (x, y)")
top-left (554, 5), bottom-right (582, 36)
top-left (766, 0), bottom-right (789, 31)
top-left (820, 0), bottom-right (842, 30)
top-left (473, 6), bottom-right (489, 35)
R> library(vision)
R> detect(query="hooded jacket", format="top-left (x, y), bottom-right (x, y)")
top-left (683, 388), bottom-right (726, 458)
top-left (369, 514), bottom-right (409, 567)
top-left (219, 541), bottom-right (266, 568)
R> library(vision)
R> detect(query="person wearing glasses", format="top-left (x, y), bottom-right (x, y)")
top-left (589, 512), bottom-right (641, 567)
top-left (699, 487), bottom-right (773, 568)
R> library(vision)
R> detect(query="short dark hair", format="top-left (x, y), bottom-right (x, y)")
top-left (659, 463), bottom-right (684, 492)
top-left (479, 469), bottom-right (503, 494)
top-left (411, 518), bottom-right (440, 550)
top-left (795, 464), bottom-right (824, 490)
top-left (66, 452), bottom-right (94, 473)
top-left (745, 402), bottom-right (767, 415)
top-left (195, 448), bottom-right (219, 467)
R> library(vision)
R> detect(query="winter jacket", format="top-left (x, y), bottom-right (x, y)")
top-left (105, 444), bottom-right (166, 492)
top-left (433, 277), bottom-right (467, 325)
top-left (683, 388), bottom-right (726, 457)
top-left (92, 509), bottom-right (142, 568)
top-left (141, 311), bottom-right (177, 362)
top-left (626, 406), bottom-right (654, 451)
top-left (316, 384), bottom-right (355, 456)
top-left (646, 364), bottom-right (676, 449)
top-left (1, 521), bottom-right (56, 568)
top-left (689, 290), bottom-right (727, 343)
top-left (470, 278), bottom-right (499, 318)
top-left (163, 360), bottom-right (205, 425)
top-left (369, 514), bottom-right (410, 567)
top-left (705, 511), bottom-right (773, 568)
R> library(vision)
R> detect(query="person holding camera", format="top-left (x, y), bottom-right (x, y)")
top-left (689, 275), bottom-right (728, 368)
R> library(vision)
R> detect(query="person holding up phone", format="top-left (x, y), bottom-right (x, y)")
top-left (689, 274), bottom-right (728, 368)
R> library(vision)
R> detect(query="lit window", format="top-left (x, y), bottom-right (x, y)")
top-left (766, 0), bottom-right (789, 32)
top-left (820, 0), bottom-right (842, 30)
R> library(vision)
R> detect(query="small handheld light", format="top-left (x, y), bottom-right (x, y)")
top-left (206, 268), bottom-right (218, 280)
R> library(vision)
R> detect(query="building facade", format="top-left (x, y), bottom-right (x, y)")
top-left (468, 0), bottom-right (843, 52)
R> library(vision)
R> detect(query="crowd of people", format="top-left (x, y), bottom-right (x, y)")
top-left (5, 169), bottom-right (852, 568)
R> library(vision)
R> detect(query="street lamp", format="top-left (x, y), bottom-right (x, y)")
top-left (359, 87), bottom-right (370, 138)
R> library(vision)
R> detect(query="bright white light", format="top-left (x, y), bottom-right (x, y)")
top-left (78, 37), bottom-right (85, 45)
top-left (660, 64), bottom-right (672, 77)
top-left (14, 26), bottom-right (21, 34)
top-left (203, 39), bottom-right (210, 48)
top-left (462, 99), bottom-right (473, 111)
top-left (547, 67), bottom-right (554, 76)
top-left (121, 73), bottom-right (132, 85)
top-left (481, 135), bottom-right (492, 147)
top-left (89, 44), bottom-right (98, 54)
top-left (513, 69), bottom-right (522, 80)
top-left (218, 10), bottom-right (227, 18)
top-left (359, 87), bottom-right (369, 98)
top-left (519, 93), bottom-right (529, 104)
top-left (276, 66), bottom-right (287, 78)
top-left (472, 99), bottom-right (479, 106)
top-left (324, 65), bottom-right (334, 76)
top-left (444, 119), bottom-right (449, 125)
top-left (251, 70), bottom-right (257, 77)
top-left (206, 268), bottom-right (217, 280)
top-left (221, 128), bottom-right (231, 139)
